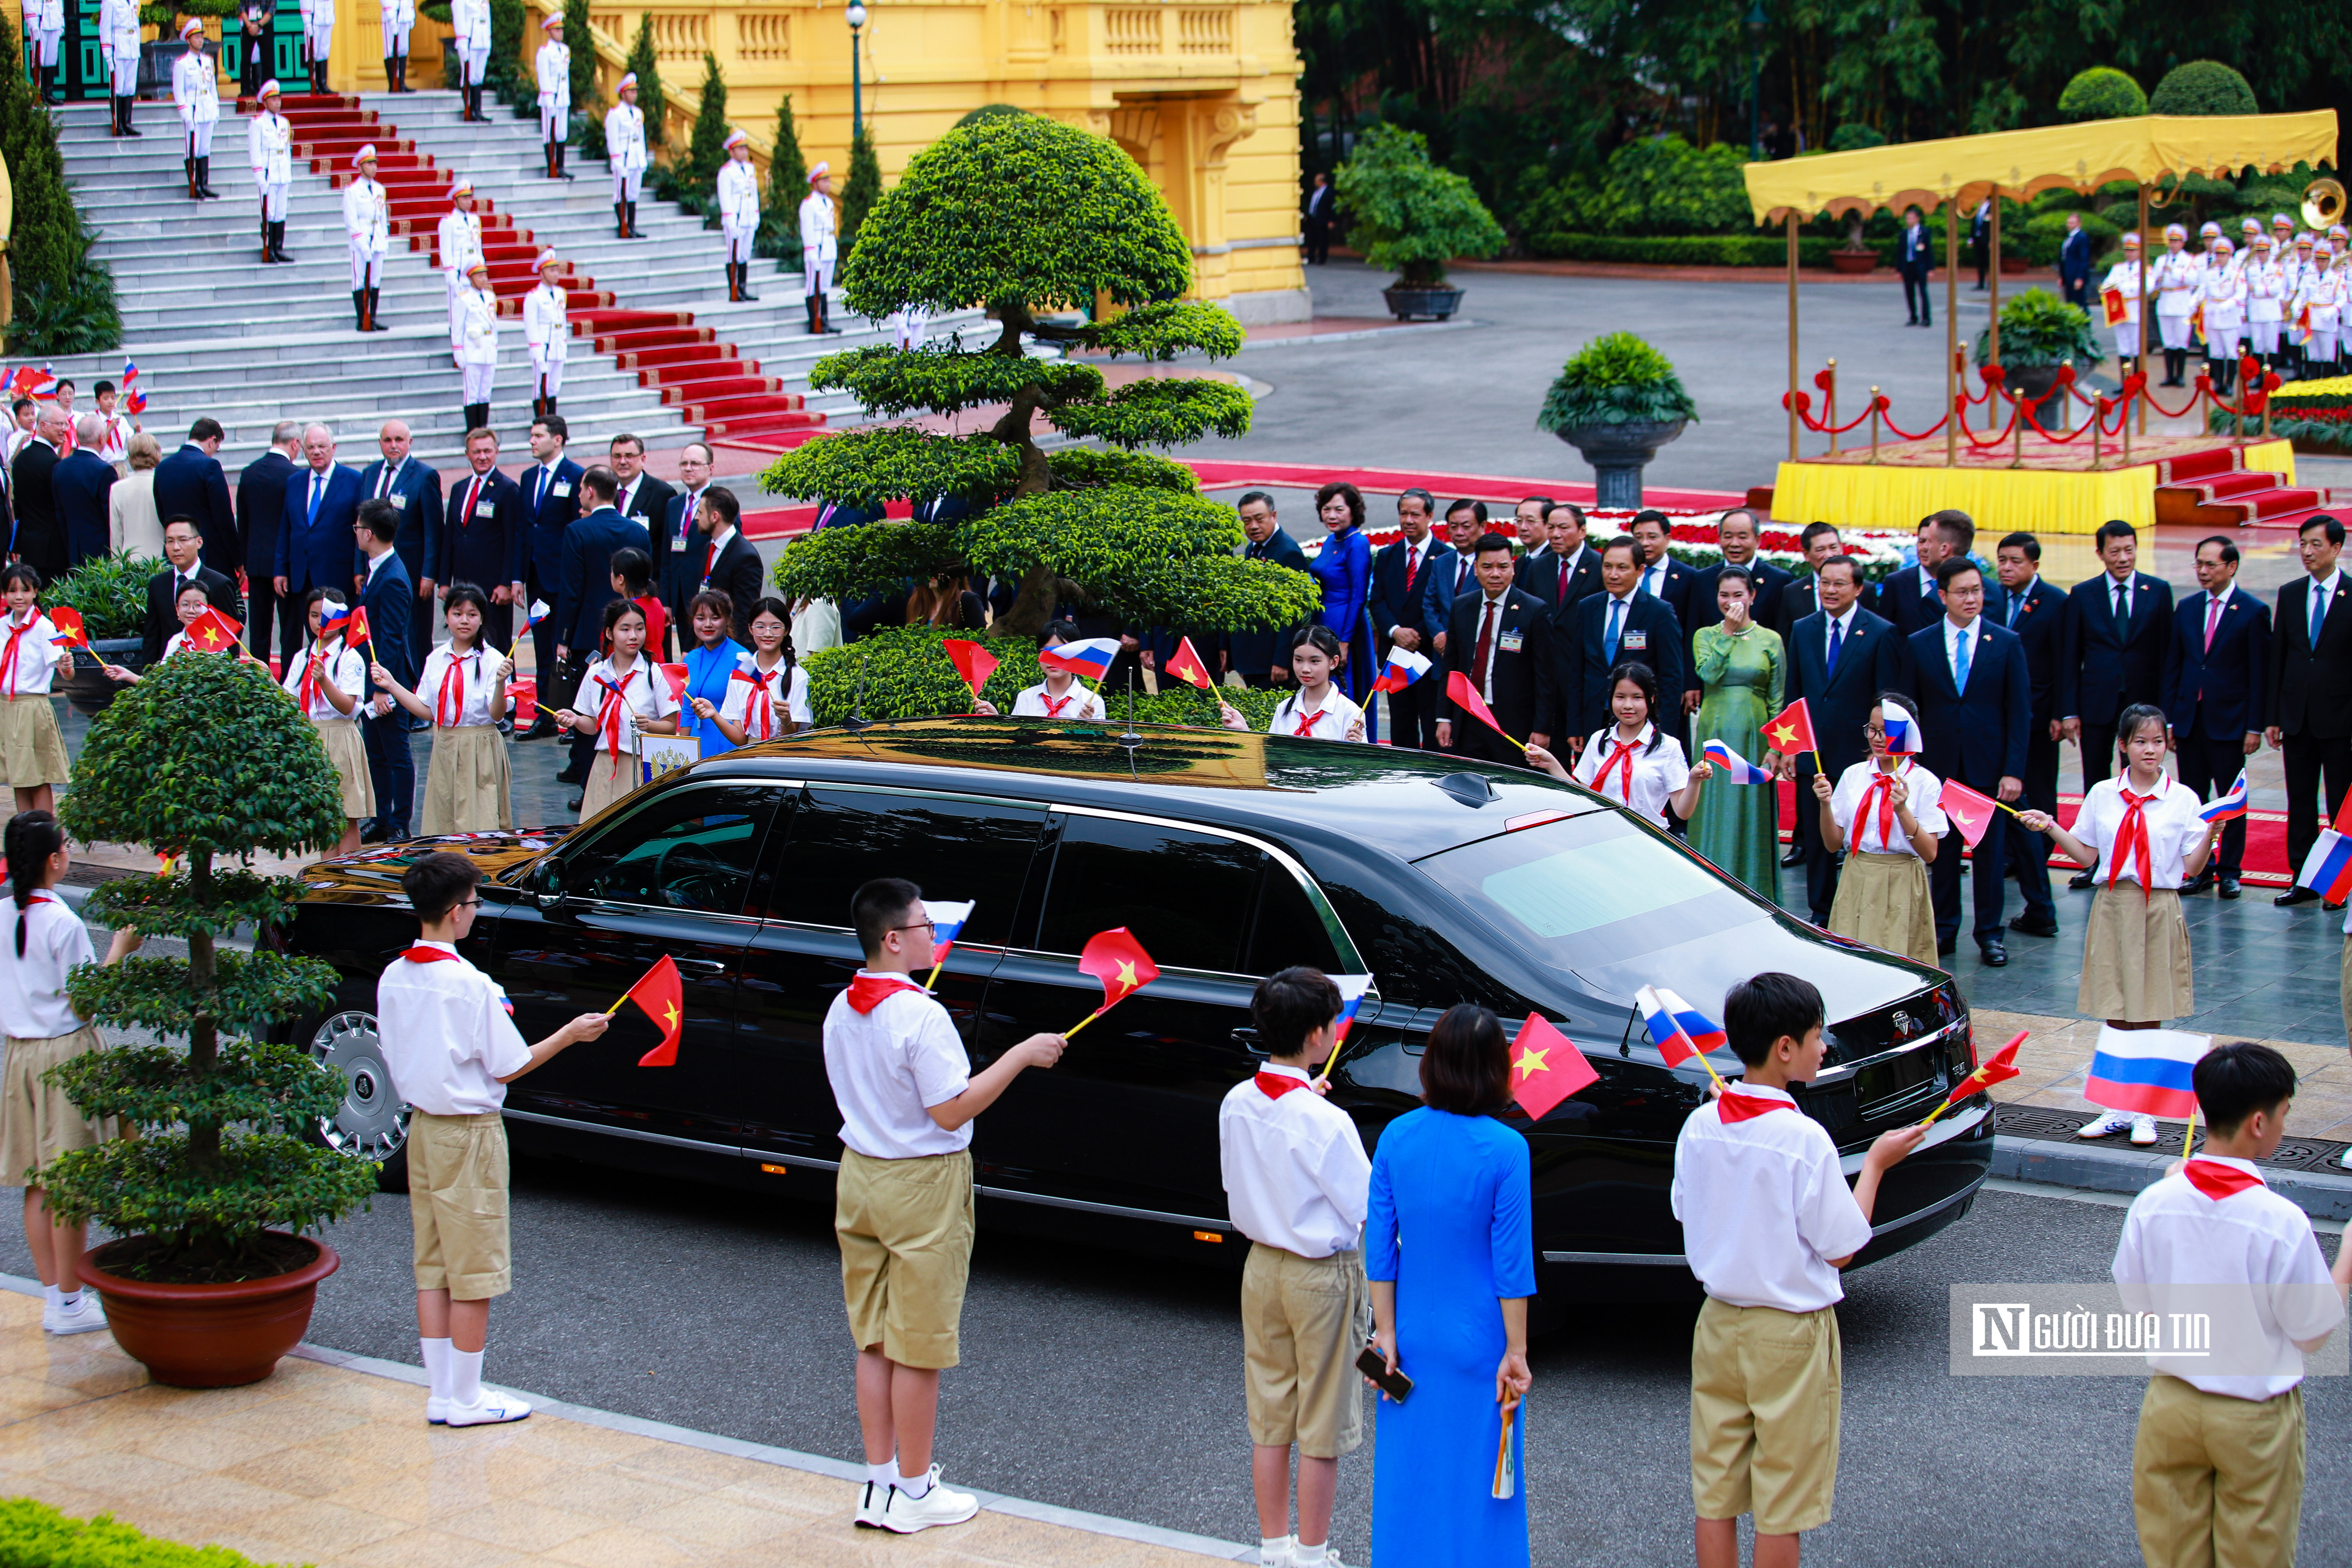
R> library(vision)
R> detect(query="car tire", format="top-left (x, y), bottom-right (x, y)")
top-left (297, 1003), bottom-right (412, 1194)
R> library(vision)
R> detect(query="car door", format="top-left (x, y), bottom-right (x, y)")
top-left (975, 807), bottom-right (1349, 1224)
top-left (490, 781), bottom-right (782, 1149)
top-left (729, 782), bottom-right (1049, 1168)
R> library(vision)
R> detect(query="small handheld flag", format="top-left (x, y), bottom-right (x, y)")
top-left (1038, 637), bottom-right (1120, 681)
top-left (2102, 287), bottom-right (2128, 327)
top-left (1936, 778), bottom-right (2017, 848)
top-left (1699, 738), bottom-right (1773, 785)
top-left (183, 606), bottom-right (243, 653)
top-left (45, 607), bottom-right (87, 652)
top-left (2083, 1024), bottom-right (2210, 1121)
top-left (1509, 1013), bottom-right (1599, 1122)
top-left (1161, 636), bottom-right (1214, 691)
top-left (1635, 984), bottom-right (1729, 1090)
top-left (2297, 828), bottom-right (2352, 903)
top-left (1881, 697), bottom-right (1924, 755)
top-left (508, 600), bottom-right (551, 658)
top-left (919, 898), bottom-right (976, 989)
top-left (1761, 698), bottom-right (1816, 757)
top-left (1065, 928), bottom-right (1158, 1038)
top-left (317, 602), bottom-right (352, 640)
top-left (1315, 972), bottom-right (1377, 1081)
top-left (1445, 671), bottom-right (1527, 754)
top-left (1920, 1029), bottom-right (2027, 1124)
top-left (605, 953), bottom-right (686, 1065)
top-left (2200, 771), bottom-right (2251, 824)
top-left (943, 639), bottom-right (999, 707)
top-left (658, 662), bottom-right (689, 704)
top-left (346, 607), bottom-right (372, 649)
top-left (121, 358), bottom-right (145, 415)
top-left (1372, 645), bottom-right (1433, 694)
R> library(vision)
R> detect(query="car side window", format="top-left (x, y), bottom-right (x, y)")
top-left (768, 788), bottom-right (1046, 943)
top-left (1037, 815), bottom-right (1264, 974)
top-left (564, 784), bottom-right (780, 916)
top-left (1246, 865), bottom-right (1343, 975)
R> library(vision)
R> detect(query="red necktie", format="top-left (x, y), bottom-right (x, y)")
top-left (2109, 787), bottom-right (2156, 902)
top-left (462, 473), bottom-right (483, 526)
top-left (0, 615), bottom-right (32, 698)
top-left (1473, 599), bottom-right (1498, 692)
top-left (402, 946), bottom-right (459, 964)
top-left (703, 538), bottom-right (718, 586)
top-left (1592, 736), bottom-right (1637, 802)
top-left (1404, 546), bottom-right (1419, 591)
top-left (2182, 1159), bottom-right (2264, 1200)
top-left (1859, 765), bottom-right (1904, 851)
top-left (846, 973), bottom-right (926, 1013)
top-left (1255, 1072), bottom-right (1308, 1100)
top-left (1043, 691), bottom-right (1073, 718)
top-left (1718, 1091), bottom-right (1792, 1123)
top-left (435, 652), bottom-right (468, 727)
top-left (1558, 558), bottom-right (1570, 600)
top-left (2204, 594), bottom-right (2222, 652)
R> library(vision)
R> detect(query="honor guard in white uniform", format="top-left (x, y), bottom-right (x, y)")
top-left (605, 74), bottom-right (647, 239)
top-left (2099, 231), bottom-right (2144, 374)
top-left (27, 0), bottom-right (63, 102)
top-left (2150, 224), bottom-right (2199, 387)
top-left (453, 261), bottom-right (500, 435)
top-left (2282, 230), bottom-right (2317, 378)
top-left (100, 0), bottom-right (139, 136)
top-left (298, 0), bottom-right (333, 93)
top-left (345, 146), bottom-right (393, 334)
top-left (438, 180), bottom-right (485, 312)
top-left (248, 81), bottom-right (295, 265)
top-left (381, 0), bottom-right (414, 92)
top-left (451, 0), bottom-right (490, 120)
top-left (2233, 219), bottom-right (2261, 278)
top-left (172, 18), bottom-right (221, 202)
top-left (2296, 245), bottom-right (2347, 375)
top-left (796, 159), bottom-right (839, 330)
top-left (2245, 233), bottom-right (2288, 373)
top-left (535, 15), bottom-right (572, 180)
top-left (2199, 237), bottom-right (2245, 392)
top-left (718, 128), bottom-right (762, 303)
top-left (524, 251), bottom-right (569, 419)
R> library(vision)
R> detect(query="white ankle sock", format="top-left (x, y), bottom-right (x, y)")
top-left (1294, 1542), bottom-right (1327, 1567)
top-left (450, 1347), bottom-right (484, 1406)
top-left (421, 1338), bottom-right (452, 1401)
top-left (1260, 1536), bottom-right (1294, 1566)
top-left (896, 1465), bottom-right (931, 1500)
top-left (41, 1285), bottom-right (59, 1313)
top-left (868, 1462), bottom-right (896, 1490)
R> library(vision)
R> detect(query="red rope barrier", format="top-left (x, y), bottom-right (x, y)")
top-left (1782, 390), bottom-right (1880, 438)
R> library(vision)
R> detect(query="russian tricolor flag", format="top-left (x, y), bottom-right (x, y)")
top-left (1372, 646), bottom-right (1432, 694)
top-left (1636, 984), bottom-right (1727, 1071)
top-left (1038, 637), bottom-right (1120, 680)
top-left (2199, 770), bottom-right (2250, 823)
top-left (1882, 697), bottom-right (1923, 755)
top-left (1331, 972), bottom-right (1374, 1042)
top-left (925, 899), bottom-right (974, 950)
top-left (1700, 738), bottom-right (1773, 785)
top-left (521, 598), bottom-right (551, 632)
top-left (2298, 828), bottom-right (2352, 903)
top-left (2083, 1025), bottom-right (2210, 1121)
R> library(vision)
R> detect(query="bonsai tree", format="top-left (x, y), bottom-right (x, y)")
top-left (2150, 61), bottom-right (2257, 117)
top-left (2058, 67), bottom-right (2147, 121)
top-left (1538, 332), bottom-right (1698, 434)
top-left (759, 111), bottom-right (1318, 695)
top-left (41, 655), bottom-right (374, 1282)
top-left (1331, 124), bottom-right (1504, 289)
top-left (1972, 287), bottom-right (2103, 370)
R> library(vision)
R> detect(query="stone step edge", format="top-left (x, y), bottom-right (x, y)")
top-left (1992, 1135), bottom-right (2352, 1221)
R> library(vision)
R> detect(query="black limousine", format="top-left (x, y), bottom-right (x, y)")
top-left (282, 717), bottom-right (1991, 1300)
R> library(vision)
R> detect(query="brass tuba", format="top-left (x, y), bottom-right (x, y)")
top-left (2302, 176), bottom-right (2346, 231)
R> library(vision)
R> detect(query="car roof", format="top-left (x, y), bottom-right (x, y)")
top-left (686, 717), bottom-right (1610, 863)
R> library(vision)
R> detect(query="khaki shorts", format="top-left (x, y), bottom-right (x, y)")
top-left (1241, 1242), bottom-right (1368, 1459)
top-left (407, 1111), bottom-right (512, 1300)
top-left (1690, 1296), bottom-right (1842, 1536)
top-left (836, 1147), bottom-right (974, 1370)
top-left (2133, 1374), bottom-right (2306, 1568)
top-left (0, 1026), bottom-right (113, 1186)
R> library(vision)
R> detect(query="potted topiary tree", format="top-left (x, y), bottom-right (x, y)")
top-left (45, 653), bottom-right (376, 1388)
top-left (1332, 125), bottom-right (1505, 321)
top-left (47, 550), bottom-right (165, 714)
top-left (2058, 67), bottom-right (2148, 121)
top-left (1537, 332), bottom-right (1699, 507)
top-left (1973, 287), bottom-right (2103, 427)
top-left (2149, 60), bottom-right (2258, 117)
top-left (1824, 125), bottom-right (1888, 274)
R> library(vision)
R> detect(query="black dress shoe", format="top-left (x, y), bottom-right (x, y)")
top-left (2069, 870), bottom-right (2097, 890)
top-left (1780, 845), bottom-right (1806, 868)
top-left (2182, 870), bottom-right (2217, 896)
top-left (567, 795), bottom-right (583, 813)
top-left (360, 821), bottom-right (391, 844)
top-left (2008, 914), bottom-right (2059, 938)
top-left (2276, 887), bottom-right (2320, 907)
top-left (1978, 939), bottom-right (2009, 967)
top-left (522, 716), bottom-right (559, 741)
top-left (1937, 935), bottom-right (1957, 957)
top-left (2218, 877), bottom-right (2241, 900)
top-left (553, 767), bottom-right (588, 787)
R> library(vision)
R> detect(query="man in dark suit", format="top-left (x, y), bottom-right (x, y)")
top-left (2058, 212), bottom-right (2093, 309)
top-left (2060, 520), bottom-right (2174, 849)
top-left (1225, 491), bottom-right (1311, 690)
top-left (690, 485), bottom-right (764, 643)
top-left (1437, 532), bottom-right (1552, 763)
top-left (1775, 523), bottom-right (1879, 637)
top-left (1517, 502), bottom-right (1601, 740)
top-left (1908, 556), bottom-right (2030, 966)
top-left (150, 416), bottom-right (239, 577)
top-left (556, 466), bottom-right (652, 660)
top-left (1880, 511), bottom-right (2006, 639)
top-left (1628, 510), bottom-right (1698, 628)
top-left (237, 423), bottom-right (305, 662)
top-left (52, 416), bottom-right (115, 569)
top-left (2165, 535), bottom-right (2271, 900)
top-left (609, 432), bottom-right (675, 534)
top-left (2267, 514), bottom-right (2352, 906)
top-left (439, 427), bottom-right (522, 651)
top-left (274, 425), bottom-right (364, 632)
top-left (1301, 172), bottom-right (1334, 265)
top-left (1368, 488), bottom-right (1448, 749)
top-left (1563, 534), bottom-right (1685, 748)
top-left (141, 516), bottom-right (240, 667)
top-left (1430, 500), bottom-right (1485, 634)
top-left (1782, 555), bottom-right (1903, 924)
top-left (1992, 531), bottom-right (2067, 934)
top-left (511, 414), bottom-right (584, 736)
top-left (1682, 507), bottom-right (1793, 715)
top-left (9, 406), bottom-right (64, 585)
top-left (353, 498), bottom-right (416, 841)
top-left (1897, 206), bottom-right (1933, 326)
top-left (355, 418), bottom-right (445, 660)
top-left (656, 441), bottom-right (715, 634)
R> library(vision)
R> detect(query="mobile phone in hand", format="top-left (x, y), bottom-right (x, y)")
top-left (1356, 1343), bottom-right (1412, 1403)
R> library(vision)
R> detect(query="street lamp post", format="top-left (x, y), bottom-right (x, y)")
top-left (1745, 1), bottom-right (1767, 160)
top-left (846, 1), bottom-right (867, 140)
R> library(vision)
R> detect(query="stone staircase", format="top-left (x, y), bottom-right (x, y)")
top-left (51, 89), bottom-right (980, 467)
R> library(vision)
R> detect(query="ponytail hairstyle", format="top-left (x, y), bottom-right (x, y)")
top-left (1606, 660), bottom-right (1664, 753)
top-left (2117, 701), bottom-right (2169, 766)
top-left (599, 594), bottom-right (648, 657)
top-left (746, 595), bottom-right (797, 674)
top-left (4, 811), bottom-right (63, 957)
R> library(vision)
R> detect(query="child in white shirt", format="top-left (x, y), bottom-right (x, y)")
top-left (281, 589), bottom-right (372, 854)
top-left (0, 564), bottom-right (68, 814)
top-left (1527, 661), bottom-right (1710, 824)
top-left (1223, 627), bottom-right (1366, 742)
top-left (973, 620), bottom-right (1106, 722)
top-left (371, 584), bottom-right (515, 836)
top-left (689, 594), bottom-right (811, 744)
top-left (554, 596), bottom-right (678, 819)
top-left (1813, 693), bottom-right (1947, 965)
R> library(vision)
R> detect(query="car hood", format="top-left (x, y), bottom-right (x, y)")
top-left (294, 828), bottom-right (574, 906)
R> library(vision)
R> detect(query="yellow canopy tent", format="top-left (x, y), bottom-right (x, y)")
top-left (1742, 111), bottom-right (2337, 464)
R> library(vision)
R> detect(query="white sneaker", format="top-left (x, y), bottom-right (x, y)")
top-left (48, 1292), bottom-right (107, 1336)
top-left (878, 1468), bottom-right (979, 1533)
top-left (2130, 1115), bottom-right (2159, 1147)
top-left (443, 1392), bottom-right (532, 1426)
top-left (426, 1396), bottom-right (449, 1425)
top-left (2077, 1112), bottom-right (2132, 1139)
top-left (2339, 1145), bottom-right (2352, 1171)
top-left (1258, 1537), bottom-right (1295, 1568)
top-left (854, 1479), bottom-right (890, 1528)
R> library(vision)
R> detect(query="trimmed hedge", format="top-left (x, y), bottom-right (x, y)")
top-left (0, 1497), bottom-right (292, 1566)
top-left (1528, 234), bottom-right (1848, 268)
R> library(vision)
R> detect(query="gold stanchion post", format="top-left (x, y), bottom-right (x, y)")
top-left (1825, 358), bottom-right (1838, 458)
top-left (1945, 201), bottom-right (1959, 467)
top-left (1786, 213), bottom-right (1799, 461)
top-left (2137, 185), bottom-right (2150, 438)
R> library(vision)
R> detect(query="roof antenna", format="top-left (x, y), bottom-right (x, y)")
top-left (843, 649), bottom-right (874, 732)
top-left (1116, 671), bottom-right (1143, 749)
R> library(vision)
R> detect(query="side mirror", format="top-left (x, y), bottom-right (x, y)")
top-left (533, 859), bottom-right (566, 902)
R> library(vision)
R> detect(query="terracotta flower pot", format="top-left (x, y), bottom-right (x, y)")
top-left (81, 1235), bottom-right (340, 1388)
top-left (1828, 250), bottom-right (1880, 274)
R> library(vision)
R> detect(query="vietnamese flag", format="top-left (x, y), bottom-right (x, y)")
top-left (1078, 927), bottom-right (1158, 1009)
top-left (1510, 1013), bottom-right (1598, 1122)
top-left (1761, 697), bottom-right (1816, 757)
top-left (46, 607), bottom-right (87, 651)
top-left (1162, 637), bottom-right (1214, 691)
top-left (615, 954), bottom-right (685, 1065)
top-left (943, 639), bottom-right (998, 707)
top-left (183, 606), bottom-right (243, 654)
top-left (658, 663), bottom-right (689, 704)
top-left (1938, 778), bottom-right (2000, 848)
top-left (1445, 670), bottom-right (1524, 752)
top-left (346, 607), bottom-right (372, 650)
top-left (1927, 1029), bottom-right (2026, 1121)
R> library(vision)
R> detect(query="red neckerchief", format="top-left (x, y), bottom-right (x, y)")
top-left (1289, 696), bottom-right (1326, 737)
top-left (402, 945), bottom-right (459, 964)
top-left (2182, 1158), bottom-right (2264, 1201)
top-left (702, 534), bottom-right (726, 587)
top-left (1592, 733), bottom-right (1640, 802)
top-left (0, 612), bottom-right (35, 698)
top-left (731, 662), bottom-right (782, 740)
top-left (2109, 784), bottom-right (2157, 902)
top-left (1256, 1071), bottom-right (1310, 1100)
top-left (1718, 1088), bottom-right (1793, 1124)
top-left (1042, 688), bottom-right (1075, 718)
top-left (593, 670), bottom-right (632, 756)
top-left (846, 972), bottom-right (927, 1014)
top-left (1859, 760), bottom-right (1909, 850)
top-left (299, 642), bottom-right (327, 712)
top-left (435, 648), bottom-right (473, 727)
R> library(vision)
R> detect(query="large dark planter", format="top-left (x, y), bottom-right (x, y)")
top-left (1382, 284), bottom-right (1465, 322)
top-left (2002, 363), bottom-right (2070, 428)
top-left (82, 1235), bottom-right (340, 1388)
top-left (1828, 249), bottom-right (1880, 274)
top-left (58, 640), bottom-right (141, 717)
top-left (1552, 419), bottom-right (1689, 508)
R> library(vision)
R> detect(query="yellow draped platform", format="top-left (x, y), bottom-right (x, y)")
top-left (1773, 438), bottom-right (2296, 534)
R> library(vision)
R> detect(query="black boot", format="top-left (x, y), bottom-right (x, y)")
top-left (354, 288), bottom-right (369, 331)
top-left (543, 395), bottom-right (556, 417)
top-left (626, 200), bottom-right (639, 238)
top-left (557, 142), bottom-right (570, 180)
top-left (201, 156), bottom-right (220, 198)
top-left (186, 157), bottom-right (199, 199)
top-left (273, 221), bottom-right (294, 262)
top-left (42, 65), bottom-right (59, 106)
top-left (123, 96), bottom-right (141, 135)
top-left (368, 286), bottom-right (388, 330)
top-left (805, 292), bottom-right (819, 333)
top-left (738, 261), bottom-right (757, 301)
top-left (384, 56), bottom-right (395, 92)
top-left (615, 201), bottom-right (626, 240)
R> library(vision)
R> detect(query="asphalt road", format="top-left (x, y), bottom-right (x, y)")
top-left (15, 1155), bottom-right (2346, 1566)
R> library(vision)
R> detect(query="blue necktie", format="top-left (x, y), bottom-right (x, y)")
top-left (306, 474), bottom-right (322, 525)
top-left (2314, 579), bottom-right (2330, 647)
top-left (1604, 599), bottom-right (1623, 664)
top-left (1825, 617), bottom-right (1843, 678)
top-left (1953, 627), bottom-right (1972, 693)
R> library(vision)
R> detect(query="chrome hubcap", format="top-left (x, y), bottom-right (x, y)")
top-left (311, 1009), bottom-right (409, 1162)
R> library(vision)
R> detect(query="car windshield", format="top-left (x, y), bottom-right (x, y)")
top-left (1415, 810), bottom-right (1924, 1016)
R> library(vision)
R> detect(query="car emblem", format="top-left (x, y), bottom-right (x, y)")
top-left (1892, 1010), bottom-right (1914, 1036)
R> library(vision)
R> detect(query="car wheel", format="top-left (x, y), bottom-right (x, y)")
top-left (304, 1007), bottom-right (411, 1193)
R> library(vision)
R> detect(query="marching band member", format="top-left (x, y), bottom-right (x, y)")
top-left (2234, 218), bottom-right (2261, 278)
top-left (523, 253), bottom-right (569, 421)
top-left (605, 74), bottom-right (648, 240)
top-left (2150, 224), bottom-right (2199, 388)
top-left (248, 80), bottom-right (294, 265)
top-left (2099, 231), bottom-right (2144, 377)
top-left (798, 161), bottom-right (838, 330)
top-left (299, 0), bottom-right (333, 93)
top-left (171, 18), bottom-right (219, 202)
top-left (452, 0), bottom-right (490, 121)
top-left (692, 597), bottom-right (812, 746)
top-left (1220, 626), bottom-right (1366, 741)
top-left (345, 147), bottom-right (393, 335)
top-left (27, 0), bottom-right (61, 103)
top-left (535, 14), bottom-right (571, 181)
top-left (2200, 237), bottom-right (2244, 394)
top-left (2283, 231), bottom-right (2319, 378)
top-left (381, 0), bottom-right (415, 92)
top-left (437, 180), bottom-right (485, 315)
top-left (99, 0), bottom-right (139, 137)
top-left (2293, 243), bottom-right (2346, 377)
top-left (2245, 233), bottom-right (2288, 377)
top-left (719, 129), bottom-right (761, 302)
top-left (282, 590), bottom-right (373, 854)
top-left (452, 260), bottom-right (500, 438)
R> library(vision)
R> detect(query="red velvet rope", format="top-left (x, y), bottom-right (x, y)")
top-left (1782, 389), bottom-right (1880, 437)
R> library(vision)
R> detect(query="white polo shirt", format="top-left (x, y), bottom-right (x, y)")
top-left (2074, 773), bottom-right (2205, 889)
top-left (375, 940), bottom-right (531, 1116)
top-left (1011, 681), bottom-right (1104, 721)
top-left (1830, 757), bottom-right (1948, 858)
top-left (2113, 1156), bottom-right (2344, 1400)
top-left (822, 972), bottom-right (972, 1160)
top-left (1671, 1082), bottom-right (1871, 1313)
top-left (0, 611), bottom-right (61, 697)
top-left (1573, 724), bottom-right (1690, 824)
top-left (1218, 1061), bottom-right (1371, 1258)
top-left (0, 893), bottom-right (92, 1040)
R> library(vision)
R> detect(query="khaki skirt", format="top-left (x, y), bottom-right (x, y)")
top-left (579, 748), bottom-right (642, 820)
top-left (1828, 851), bottom-right (1938, 967)
top-left (0, 695), bottom-right (67, 788)
top-left (0, 1025), bottom-right (113, 1185)
top-left (420, 723), bottom-right (513, 836)
top-left (2080, 881), bottom-right (2193, 1022)
top-left (313, 715), bottom-right (375, 821)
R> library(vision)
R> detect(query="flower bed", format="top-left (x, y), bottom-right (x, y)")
top-left (1299, 510), bottom-right (1910, 582)
top-left (2224, 373), bottom-right (2352, 453)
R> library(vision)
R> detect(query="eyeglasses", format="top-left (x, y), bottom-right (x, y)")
top-left (890, 920), bottom-right (935, 935)
top-left (453, 897), bottom-right (482, 910)
top-left (1862, 724), bottom-right (1887, 740)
